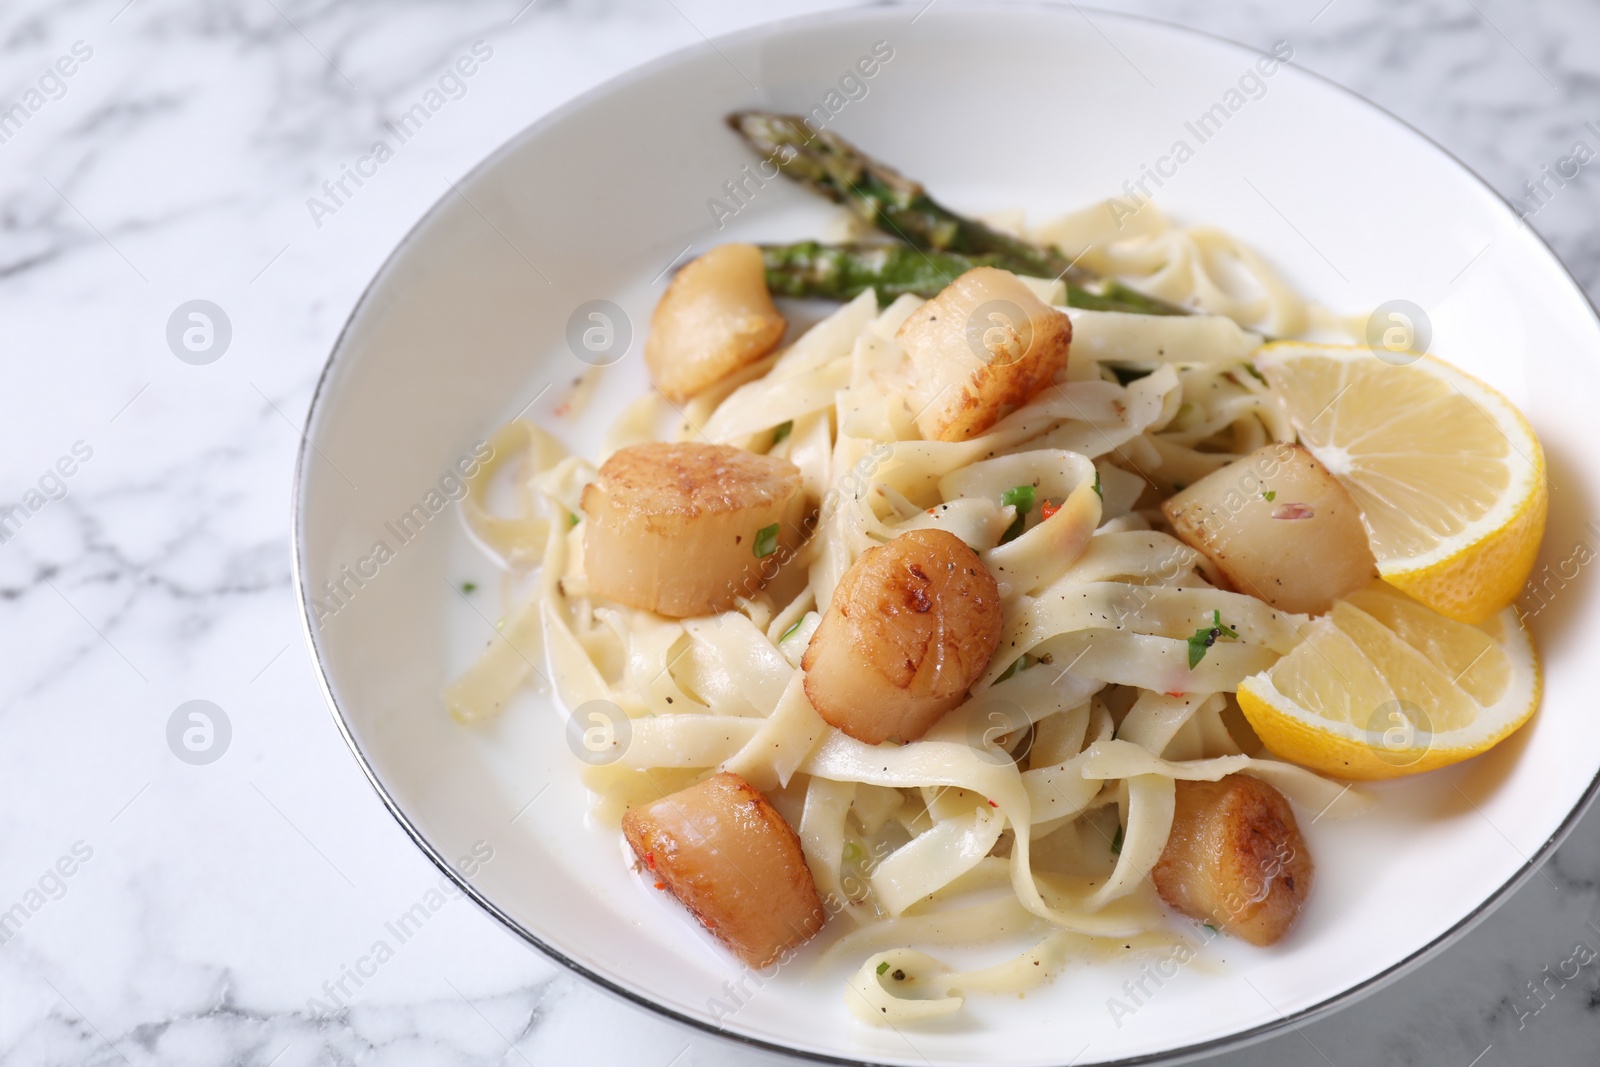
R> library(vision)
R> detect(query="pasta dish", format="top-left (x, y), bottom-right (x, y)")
top-left (445, 114), bottom-right (1546, 1023)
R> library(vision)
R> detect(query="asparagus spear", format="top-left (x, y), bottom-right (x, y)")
top-left (729, 111), bottom-right (1077, 280)
top-left (761, 240), bottom-right (1187, 316)
top-left (762, 241), bottom-right (1001, 301)
top-left (729, 111), bottom-right (1191, 316)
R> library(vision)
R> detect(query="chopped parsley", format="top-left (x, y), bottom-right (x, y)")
top-left (1107, 363), bottom-right (1155, 386)
top-left (1242, 363), bottom-right (1267, 383)
top-left (1001, 484), bottom-right (1036, 512)
top-left (994, 655), bottom-right (1029, 684)
top-left (876, 961), bottom-right (891, 976)
top-left (1110, 825), bottom-right (1124, 855)
top-left (753, 523), bottom-right (781, 558)
top-left (568, 512), bottom-right (580, 527)
top-left (1000, 485), bottom-right (1035, 543)
top-left (1262, 490), bottom-right (1276, 502)
top-left (1092, 469), bottom-right (1103, 499)
top-left (772, 420), bottom-right (793, 444)
top-left (1203, 923), bottom-right (1219, 934)
top-left (460, 581), bottom-right (477, 594)
top-left (780, 616), bottom-right (805, 642)
top-left (1187, 610), bottom-right (1240, 669)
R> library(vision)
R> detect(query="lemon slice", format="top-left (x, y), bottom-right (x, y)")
top-left (1238, 583), bottom-right (1539, 779)
top-left (1254, 343), bottom-right (1546, 624)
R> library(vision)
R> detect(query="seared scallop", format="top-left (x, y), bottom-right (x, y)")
top-left (896, 267), bottom-right (1072, 442)
top-left (1162, 442), bottom-right (1377, 615)
top-left (622, 771), bottom-right (826, 967)
top-left (1151, 774), bottom-right (1313, 946)
top-left (581, 442), bottom-right (805, 618)
top-left (802, 528), bottom-right (1002, 744)
top-left (645, 243), bottom-right (788, 402)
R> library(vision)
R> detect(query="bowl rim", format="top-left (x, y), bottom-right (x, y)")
top-left (290, 4), bottom-right (1600, 1064)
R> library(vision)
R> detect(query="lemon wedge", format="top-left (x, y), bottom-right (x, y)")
top-left (1254, 343), bottom-right (1546, 624)
top-left (1238, 583), bottom-right (1539, 779)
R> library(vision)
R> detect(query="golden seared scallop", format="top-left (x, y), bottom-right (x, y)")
top-left (896, 267), bottom-right (1071, 443)
top-left (802, 528), bottom-right (1002, 744)
top-left (622, 771), bottom-right (826, 967)
top-left (1151, 775), bottom-right (1313, 946)
top-left (1162, 442), bottom-right (1377, 615)
top-left (645, 243), bottom-right (788, 402)
top-left (581, 442), bottom-right (805, 618)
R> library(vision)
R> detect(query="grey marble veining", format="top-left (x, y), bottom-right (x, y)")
top-left (0, 1), bottom-right (1597, 1065)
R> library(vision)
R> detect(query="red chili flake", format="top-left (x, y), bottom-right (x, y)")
top-left (653, 881), bottom-right (667, 890)
top-left (1166, 690), bottom-right (1185, 698)
top-left (644, 852), bottom-right (656, 870)
top-left (987, 800), bottom-right (998, 807)
top-left (553, 402), bottom-right (571, 417)
top-left (1040, 501), bottom-right (1061, 521)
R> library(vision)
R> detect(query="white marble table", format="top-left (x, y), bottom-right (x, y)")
top-left (2, 1), bottom-right (1597, 1064)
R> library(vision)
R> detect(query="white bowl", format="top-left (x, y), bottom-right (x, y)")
top-left (294, 5), bottom-right (1600, 1064)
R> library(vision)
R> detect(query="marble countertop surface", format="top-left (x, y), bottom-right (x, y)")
top-left (2, 0), bottom-right (1598, 1064)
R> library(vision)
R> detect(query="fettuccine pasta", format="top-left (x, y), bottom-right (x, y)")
top-left (447, 200), bottom-right (1373, 1025)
